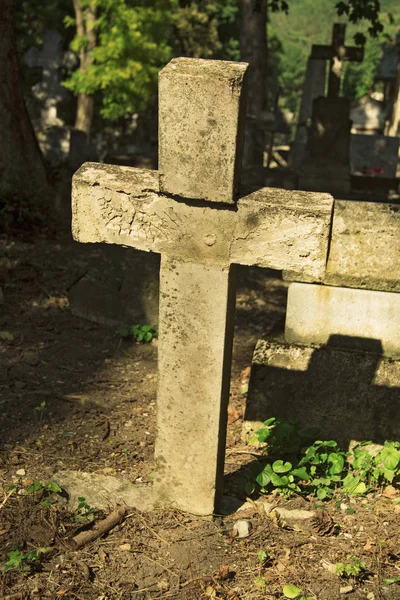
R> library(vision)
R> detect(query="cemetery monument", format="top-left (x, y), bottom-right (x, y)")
top-left (57, 57), bottom-right (334, 516)
top-left (299, 24), bottom-right (364, 196)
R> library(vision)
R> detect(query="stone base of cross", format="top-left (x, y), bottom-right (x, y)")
top-left (59, 58), bottom-right (333, 516)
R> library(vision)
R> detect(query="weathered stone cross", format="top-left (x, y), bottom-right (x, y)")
top-left (311, 23), bottom-right (364, 98)
top-left (72, 58), bottom-right (333, 516)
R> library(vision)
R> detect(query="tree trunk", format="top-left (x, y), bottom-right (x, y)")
top-left (75, 92), bottom-right (95, 134)
top-left (387, 62), bottom-right (400, 138)
top-left (240, 0), bottom-right (268, 169)
top-left (0, 0), bottom-right (49, 202)
top-left (72, 0), bottom-right (97, 135)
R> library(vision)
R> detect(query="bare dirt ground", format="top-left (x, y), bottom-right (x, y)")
top-left (0, 229), bottom-right (399, 600)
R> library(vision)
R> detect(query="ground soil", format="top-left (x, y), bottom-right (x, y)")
top-left (0, 228), bottom-right (399, 600)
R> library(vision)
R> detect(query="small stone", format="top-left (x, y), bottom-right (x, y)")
top-left (16, 469), bottom-right (26, 477)
top-left (103, 467), bottom-right (115, 475)
top-left (158, 580), bottom-right (170, 591)
top-left (382, 485), bottom-right (398, 499)
top-left (231, 519), bottom-right (252, 538)
top-left (367, 593), bottom-right (375, 600)
top-left (118, 543), bottom-right (132, 552)
top-left (340, 585), bottom-right (353, 594)
top-left (320, 559), bottom-right (336, 574)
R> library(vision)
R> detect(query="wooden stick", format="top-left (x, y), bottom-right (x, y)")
top-left (69, 505), bottom-right (126, 549)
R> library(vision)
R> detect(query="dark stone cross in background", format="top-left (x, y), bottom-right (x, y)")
top-left (311, 23), bottom-right (364, 98)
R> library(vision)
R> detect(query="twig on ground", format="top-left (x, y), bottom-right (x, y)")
top-left (133, 511), bottom-right (171, 545)
top-left (141, 553), bottom-right (179, 578)
top-left (0, 486), bottom-right (16, 510)
top-left (69, 505), bottom-right (126, 549)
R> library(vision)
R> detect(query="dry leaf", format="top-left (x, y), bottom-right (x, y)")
top-left (215, 564), bottom-right (232, 580)
top-left (310, 510), bottom-right (336, 536)
top-left (364, 539), bottom-right (375, 552)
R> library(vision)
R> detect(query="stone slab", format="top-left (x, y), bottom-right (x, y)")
top-left (350, 135), bottom-right (399, 178)
top-left (68, 246), bottom-right (160, 327)
top-left (53, 471), bottom-right (154, 511)
top-left (285, 283), bottom-right (400, 357)
top-left (244, 339), bottom-right (400, 448)
top-left (158, 58), bottom-right (248, 204)
top-left (153, 258), bottom-right (235, 515)
top-left (72, 162), bottom-right (333, 281)
top-left (284, 200), bottom-right (400, 292)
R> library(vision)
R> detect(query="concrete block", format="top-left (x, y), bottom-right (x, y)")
top-left (54, 470), bottom-right (154, 511)
top-left (284, 200), bottom-right (400, 292)
top-left (324, 201), bottom-right (400, 292)
top-left (244, 339), bottom-right (400, 449)
top-left (285, 282), bottom-right (400, 358)
top-left (158, 58), bottom-right (248, 204)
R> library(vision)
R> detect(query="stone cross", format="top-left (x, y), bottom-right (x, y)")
top-left (311, 23), bottom-right (364, 98)
top-left (72, 58), bottom-right (333, 516)
top-left (24, 30), bottom-right (66, 127)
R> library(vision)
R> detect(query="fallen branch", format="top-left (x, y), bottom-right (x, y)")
top-left (69, 505), bottom-right (126, 549)
top-left (0, 486), bottom-right (16, 511)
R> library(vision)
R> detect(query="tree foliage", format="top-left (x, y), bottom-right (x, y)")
top-left (16, 0), bottom-right (400, 124)
top-left (63, 0), bottom-right (175, 120)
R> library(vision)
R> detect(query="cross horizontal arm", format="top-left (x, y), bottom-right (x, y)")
top-left (311, 45), bottom-right (363, 62)
top-left (72, 162), bottom-right (333, 280)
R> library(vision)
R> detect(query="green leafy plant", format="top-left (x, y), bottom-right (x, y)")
top-left (335, 555), bottom-right (366, 579)
top-left (71, 497), bottom-right (103, 523)
top-left (3, 550), bottom-right (39, 573)
top-left (2, 547), bottom-right (51, 573)
top-left (119, 324), bottom-right (158, 343)
top-left (257, 549), bottom-right (268, 564)
top-left (250, 416), bottom-right (319, 456)
top-left (250, 417), bottom-right (400, 499)
top-left (34, 400), bottom-right (46, 424)
top-left (25, 480), bottom-right (62, 495)
top-left (382, 576), bottom-right (400, 584)
top-left (282, 584), bottom-right (313, 599)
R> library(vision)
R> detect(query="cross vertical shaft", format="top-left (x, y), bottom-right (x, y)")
top-left (155, 259), bottom-right (236, 515)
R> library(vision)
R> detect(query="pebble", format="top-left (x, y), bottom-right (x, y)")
top-left (16, 469), bottom-right (26, 476)
top-left (340, 585), bottom-right (353, 594)
top-left (232, 519), bottom-right (252, 538)
top-left (118, 543), bottom-right (132, 552)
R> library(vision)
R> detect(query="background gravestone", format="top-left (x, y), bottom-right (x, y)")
top-left (298, 24), bottom-right (363, 196)
top-left (289, 58), bottom-right (326, 170)
top-left (24, 30), bottom-right (86, 167)
top-left (299, 97), bottom-right (352, 196)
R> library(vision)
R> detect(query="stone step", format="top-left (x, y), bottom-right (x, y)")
top-left (285, 282), bottom-right (400, 358)
top-left (244, 339), bottom-right (400, 449)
